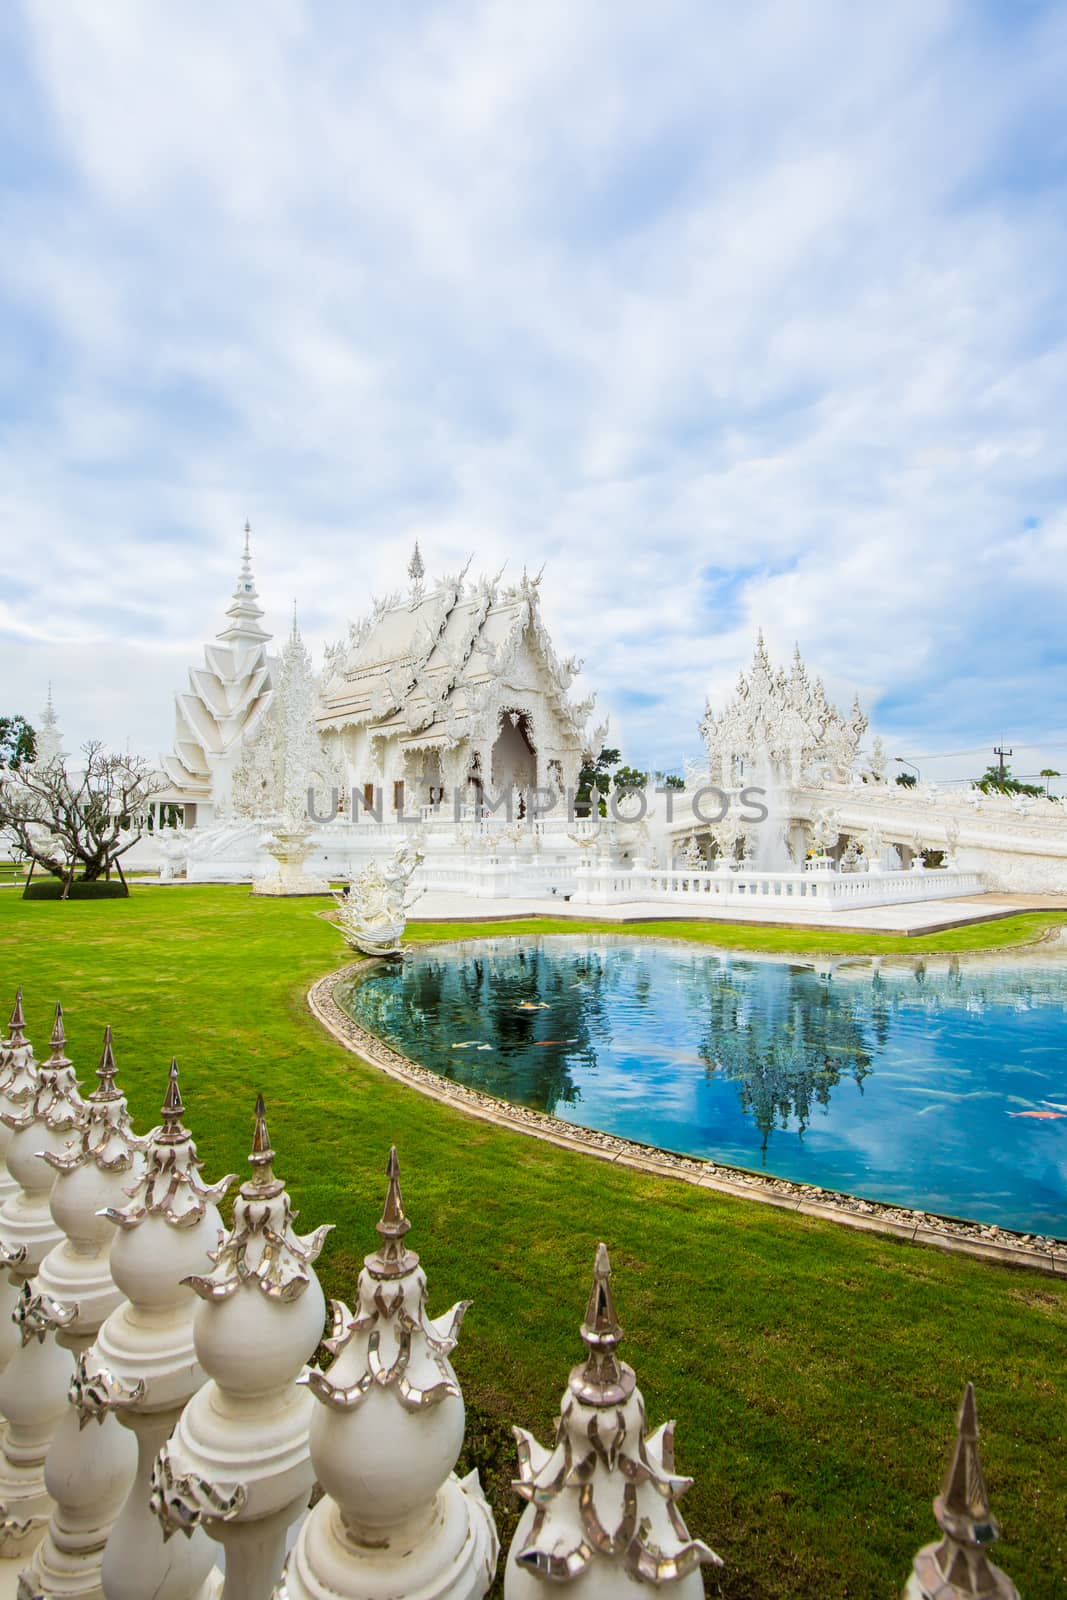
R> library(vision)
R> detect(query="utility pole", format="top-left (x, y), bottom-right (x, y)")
top-left (994, 744), bottom-right (1012, 784)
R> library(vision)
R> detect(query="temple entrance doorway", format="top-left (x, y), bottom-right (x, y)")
top-left (491, 709), bottom-right (536, 804)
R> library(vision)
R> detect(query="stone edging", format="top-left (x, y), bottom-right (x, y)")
top-left (308, 960), bottom-right (1066, 1278)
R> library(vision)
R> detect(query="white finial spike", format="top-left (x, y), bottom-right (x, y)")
top-left (408, 541), bottom-right (426, 603)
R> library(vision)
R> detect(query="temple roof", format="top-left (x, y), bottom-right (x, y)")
top-left (317, 560), bottom-right (598, 753)
top-left (701, 633), bottom-right (867, 785)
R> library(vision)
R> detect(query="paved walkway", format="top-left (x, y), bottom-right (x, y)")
top-left (410, 890), bottom-right (1067, 936)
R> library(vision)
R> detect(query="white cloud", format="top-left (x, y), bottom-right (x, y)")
top-left (1, 0), bottom-right (1066, 786)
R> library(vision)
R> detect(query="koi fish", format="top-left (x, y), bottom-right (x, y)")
top-left (533, 1039), bottom-right (578, 1047)
top-left (516, 1002), bottom-right (550, 1011)
top-left (1042, 1101), bottom-right (1067, 1111)
top-left (1009, 1110), bottom-right (1065, 1120)
top-left (451, 1041), bottom-right (489, 1050)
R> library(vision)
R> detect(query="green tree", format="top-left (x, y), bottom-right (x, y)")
top-left (575, 747), bottom-right (620, 817)
top-left (0, 741), bottom-right (164, 897)
top-left (975, 764), bottom-right (1043, 797)
top-left (894, 772), bottom-right (917, 788)
top-left (0, 715), bottom-right (37, 771)
top-left (612, 764), bottom-right (649, 792)
top-left (1040, 768), bottom-right (1060, 798)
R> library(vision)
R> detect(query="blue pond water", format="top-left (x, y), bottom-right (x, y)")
top-left (338, 937), bottom-right (1067, 1234)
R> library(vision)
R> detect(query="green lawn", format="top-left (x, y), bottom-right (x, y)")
top-left (1, 886), bottom-right (1064, 1598)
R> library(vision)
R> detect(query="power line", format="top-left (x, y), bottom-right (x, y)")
top-left (895, 742), bottom-right (1067, 761)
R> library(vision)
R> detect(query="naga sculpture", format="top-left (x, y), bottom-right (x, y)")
top-left (332, 836), bottom-right (425, 958)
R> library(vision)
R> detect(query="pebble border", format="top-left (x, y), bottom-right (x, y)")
top-left (308, 959), bottom-right (1066, 1278)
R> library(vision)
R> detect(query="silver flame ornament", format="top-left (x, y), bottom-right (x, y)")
top-left (506, 1243), bottom-right (721, 1596)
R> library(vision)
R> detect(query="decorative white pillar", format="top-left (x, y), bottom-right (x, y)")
top-left (20, 1027), bottom-right (145, 1599)
top-left (0, 990), bottom-right (36, 1379)
top-left (506, 1243), bottom-right (721, 1597)
top-left (905, 1383), bottom-right (1018, 1600)
top-left (0, 1005), bottom-right (84, 1558)
top-left (84, 1060), bottom-right (234, 1600)
top-left (151, 1095), bottom-right (331, 1598)
top-left (276, 1147), bottom-right (498, 1599)
top-left (0, 989), bottom-right (34, 1203)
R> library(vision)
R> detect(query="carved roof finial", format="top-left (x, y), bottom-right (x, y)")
top-left (569, 1242), bottom-right (635, 1406)
top-left (909, 1383), bottom-right (1019, 1599)
top-left (159, 1058), bottom-right (188, 1144)
top-left (48, 1002), bottom-right (66, 1059)
top-left (95, 1025), bottom-right (120, 1101)
top-left (367, 1145), bottom-right (418, 1277)
top-left (246, 1092), bottom-right (282, 1197)
top-left (8, 987), bottom-right (27, 1046)
top-left (408, 542), bottom-right (426, 604)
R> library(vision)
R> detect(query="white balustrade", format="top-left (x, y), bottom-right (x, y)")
top-left (21, 1027), bottom-right (144, 1599)
top-left (0, 1006), bottom-right (84, 1557)
top-left (86, 1060), bottom-right (234, 1600)
top-left (152, 1095), bottom-right (331, 1599)
top-left (276, 1147), bottom-right (498, 1599)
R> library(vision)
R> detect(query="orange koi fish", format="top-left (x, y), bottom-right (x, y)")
top-left (1009, 1110), bottom-right (1065, 1120)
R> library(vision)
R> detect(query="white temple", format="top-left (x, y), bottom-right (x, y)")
top-left (315, 555), bottom-right (602, 818)
top-left (123, 531), bottom-right (1066, 905)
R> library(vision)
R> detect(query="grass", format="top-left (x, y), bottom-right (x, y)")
top-left (406, 908), bottom-right (1067, 956)
top-left (1, 885), bottom-right (1064, 1598)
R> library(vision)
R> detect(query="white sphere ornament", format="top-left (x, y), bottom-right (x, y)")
top-left (276, 1146), bottom-right (498, 1600)
top-left (20, 1025), bottom-right (145, 1600)
top-left (85, 1057), bottom-right (235, 1600)
top-left (505, 1243), bottom-right (722, 1598)
top-left (0, 1004), bottom-right (85, 1559)
top-left (151, 1094), bottom-right (331, 1599)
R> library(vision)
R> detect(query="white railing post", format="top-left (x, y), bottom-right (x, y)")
top-left (506, 1243), bottom-right (721, 1598)
top-left (276, 1147), bottom-right (498, 1599)
top-left (0, 990), bottom-right (35, 1379)
top-left (0, 1005), bottom-right (84, 1558)
top-left (152, 1095), bottom-right (331, 1599)
top-left (20, 1026), bottom-right (144, 1598)
top-left (85, 1060), bottom-right (235, 1600)
top-left (904, 1383), bottom-right (1018, 1599)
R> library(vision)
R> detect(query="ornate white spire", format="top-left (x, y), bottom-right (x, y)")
top-left (279, 1147), bottom-right (498, 1598)
top-left (220, 521), bottom-right (270, 645)
top-left (161, 525), bottom-right (275, 807)
top-left (34, 683), bottom-right (66, 769)
top-left (408, 540), bottom-right (426, 603)
top-left (151, 1094), bottom-right (330, 1595)
top-left (87, 1059), bottom-right (234, 1599)
top-left (506, 1243), bottom-right (720, 1596)
top-left (0, 1003), bottom-right (86, 1554)
top-left (22, 1027), bottom-right (144, 1598)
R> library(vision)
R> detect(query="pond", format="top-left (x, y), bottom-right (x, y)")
top-left (336, 936), bottom-right (1067, 1235)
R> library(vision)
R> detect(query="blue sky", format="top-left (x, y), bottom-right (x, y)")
top-left (2, 1), bottom-right (1067, 786)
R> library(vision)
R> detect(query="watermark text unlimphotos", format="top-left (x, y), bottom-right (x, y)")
top-left (306, 784), bottom-right (769, 826)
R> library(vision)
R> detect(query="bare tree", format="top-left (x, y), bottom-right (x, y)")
top-left (0, 742), bottom-right (166, 898)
